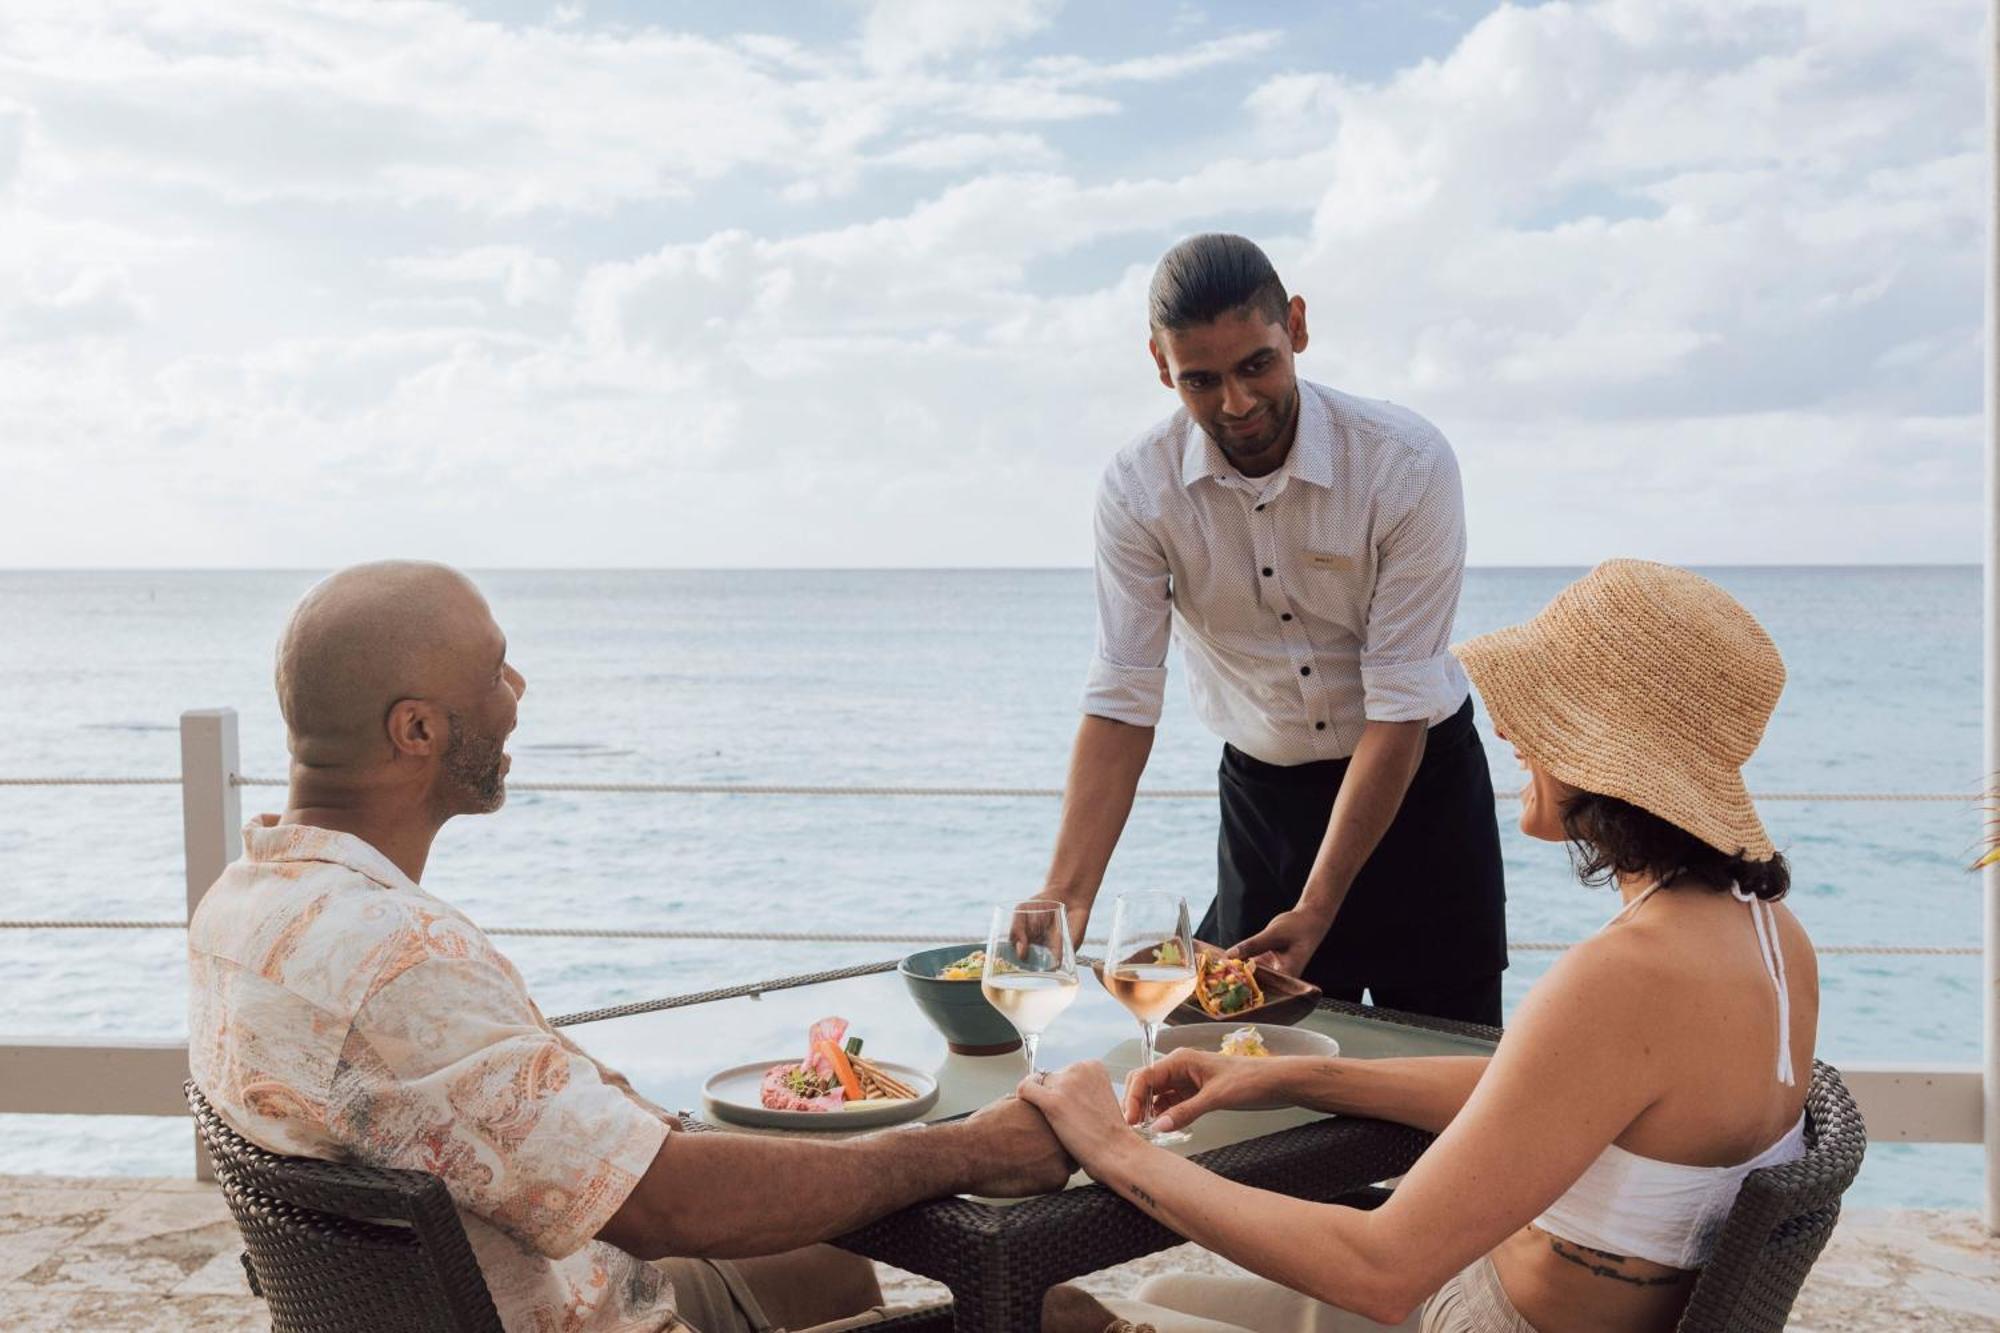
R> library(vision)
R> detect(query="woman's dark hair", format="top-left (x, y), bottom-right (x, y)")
top-left (1148, 233), bottom-right (1289, 332)
top-left (1560, 791), bottom-right (1789, 902)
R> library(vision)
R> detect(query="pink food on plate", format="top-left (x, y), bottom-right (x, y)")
top-left (759, 1063), bottom-right (844, 1112)
top-left (759, 1016), bottom-right (853, 1113)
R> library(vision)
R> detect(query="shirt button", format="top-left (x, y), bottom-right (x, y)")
top-left (1261, 567), bottom-right (1273, 577)
top-left (1280, 613), bottom-right (1293, 622)
top-left (1315, 722), bottom-right (1326, 731)
top-left (1300, 666), bottom-right (1311, 677)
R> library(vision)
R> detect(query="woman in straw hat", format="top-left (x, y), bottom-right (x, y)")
top-left (1027, 560), bottom-right (1817, 1333)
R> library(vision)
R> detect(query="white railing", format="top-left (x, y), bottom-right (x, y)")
top-left (0, 707), bottom-right (1985, 1176)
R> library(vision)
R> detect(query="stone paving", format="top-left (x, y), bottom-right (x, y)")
top-left (0, 1173), bottom-right (1993, 1330)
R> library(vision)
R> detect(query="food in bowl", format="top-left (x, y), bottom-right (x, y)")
top-left (758, 1016), bottom-right (921, 1113)
top-left (935, 949), bottom-right (1016, 981)
top-left (1194, 952), bottom-right (1265, 1017)
top-left (900, 944), bottom-right (1025, 1053)
top-left (1218, 1025), bottom-right (1272, 1058)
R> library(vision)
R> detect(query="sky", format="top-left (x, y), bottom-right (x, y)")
top-left (0, 0), bottom-right (1986, 568)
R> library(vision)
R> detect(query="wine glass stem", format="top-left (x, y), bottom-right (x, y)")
top-left (1140, 1019), bottom-right (1160, 1125)
top-left (1022, 1032), bottom-right (1041, 1076)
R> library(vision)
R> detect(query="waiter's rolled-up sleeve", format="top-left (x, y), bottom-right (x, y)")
top-left (1360, 444), bottom-right (1468, 724)
top-left (1082, 470), bottom-right (1171, 726)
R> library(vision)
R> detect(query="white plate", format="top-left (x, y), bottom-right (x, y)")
top-left (702, 1059), bottom-right (939, 1131)
top-left (1104, 1023), bottom-right (1339, 1110)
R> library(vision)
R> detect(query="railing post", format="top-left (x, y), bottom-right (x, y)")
top-left (1986, 0), bottom-right (1999, 1236)
top-left (181, 707), bottom-right (240, 1182)
top-left (181, 708), bottom-right (242, 918)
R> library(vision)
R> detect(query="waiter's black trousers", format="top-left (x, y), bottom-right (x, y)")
top-left (1198, 696), bottom-right (1508, 1028)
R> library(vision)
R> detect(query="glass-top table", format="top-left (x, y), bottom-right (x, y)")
top-left (561, 963), bottom-right (1499, 1331)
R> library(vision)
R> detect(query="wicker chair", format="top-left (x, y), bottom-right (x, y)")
top-left (186, 1080), bottom-right (955, 1332)
top-left (1674, 1059), bottom-right (1867, 1332)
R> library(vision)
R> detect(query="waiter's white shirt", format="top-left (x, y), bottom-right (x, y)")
top-left (1083, 378), bottom-right (1470, 765)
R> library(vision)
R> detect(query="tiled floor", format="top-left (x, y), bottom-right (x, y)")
top-left (0, 1174), bottom-right (269, 1332)
top-left (1, 1174), bottom-right (1995, 1330)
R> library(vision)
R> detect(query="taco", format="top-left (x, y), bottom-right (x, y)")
top-left (1194, 952), bottom-right (1265, 1018)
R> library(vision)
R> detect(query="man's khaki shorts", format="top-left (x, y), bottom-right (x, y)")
top-left (659, 1257), bottom-right (897, 1333)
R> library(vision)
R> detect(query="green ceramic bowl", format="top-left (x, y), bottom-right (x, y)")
top-left (899, 944), bottom-right (1024, 1056)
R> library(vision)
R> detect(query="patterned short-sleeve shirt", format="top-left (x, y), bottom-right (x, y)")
top-left (189, 817), bottom-right (685, 1333)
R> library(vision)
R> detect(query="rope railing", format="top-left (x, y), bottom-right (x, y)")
top-left (0, 918), bottom-right (1975, 955)
top-left (0, 769), bottom-right (1982, 956)
top-left (0, 774), bottom-right (1980, 802)
top-left (0, 777), bottom-right (184, 787)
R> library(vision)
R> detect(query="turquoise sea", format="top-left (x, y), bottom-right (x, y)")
top-left (0, 568), bottom-right (1982, 1207)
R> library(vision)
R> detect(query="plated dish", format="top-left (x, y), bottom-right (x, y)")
top-left (703, 1016), bottom-right (940, 1130)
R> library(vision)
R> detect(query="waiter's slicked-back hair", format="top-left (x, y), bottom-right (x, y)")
top-left (1148, 233), bottom-right (1289, 332)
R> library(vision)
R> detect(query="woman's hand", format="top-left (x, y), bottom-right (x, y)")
top-left (1017, 1062), bottom-right (1139, 1172)
top-left (1123, 1048), bottom-right (1281, 1133)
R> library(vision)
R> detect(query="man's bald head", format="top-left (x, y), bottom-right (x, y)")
top-left (277, 561), bottom-right (502, 767)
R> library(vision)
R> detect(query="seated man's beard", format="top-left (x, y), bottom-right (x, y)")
top-left (443, 713), bottom-right (508, 811)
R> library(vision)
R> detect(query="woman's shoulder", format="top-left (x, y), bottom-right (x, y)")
top-left (1536, 889), bottom-right (1819, 1023)
top-left (1507, 922), bottom-right (1679, 1044)
top-left (1555, 909), bottom-right (1686, 988)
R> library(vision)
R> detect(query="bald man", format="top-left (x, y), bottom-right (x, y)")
top-left (188, 562), bottom-right (1071, 1333)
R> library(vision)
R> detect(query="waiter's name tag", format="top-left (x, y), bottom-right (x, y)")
top-left (1303, 550), bottom-right (1358, 573)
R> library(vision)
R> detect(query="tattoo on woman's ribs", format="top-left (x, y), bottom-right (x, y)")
top-left (1546, 1237), bottom-right (1688, 1288)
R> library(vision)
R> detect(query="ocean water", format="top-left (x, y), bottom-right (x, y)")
top-left (0, 568), bottom-right (1983, 1207)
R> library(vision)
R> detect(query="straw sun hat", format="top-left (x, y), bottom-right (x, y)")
top-left (1452, 559), bottom-right (1785, 862)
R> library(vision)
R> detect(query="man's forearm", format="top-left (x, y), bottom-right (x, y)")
top-left (1296, 719), bottom-right (1426, 922)
top-left (629, 1123), bottom-right (979, 1258)
top-left (1042, 715), bottom-right (1154, 907)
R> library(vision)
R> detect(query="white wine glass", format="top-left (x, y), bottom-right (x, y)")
top-left (1102, 891), bottom-right (1198, 1144)
top-left (981, 901), bottom-right (1080, 1076)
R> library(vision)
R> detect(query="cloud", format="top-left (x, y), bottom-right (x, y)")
top-left (0, 0), bottom-right (1983, 570)
top-left (1268, 0), bottom-right (1982, 434)
top-left (0, 102), bottom-right (27, 192)
top-left (871, 131), bottom-right (1059, 172)
top-left (1024, 30), bottom-right (1281, 84)
top-left (386, 246), bottom-right (565, 307)
top-left (0, 264), bottom-right (147, 341)
top-left (0, 0), bottom-right (1124, 217)
top-left (859, 0), bottom-right (1065, 71)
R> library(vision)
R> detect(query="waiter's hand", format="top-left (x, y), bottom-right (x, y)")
top-left (1030, 891), bottom-right (1090, 952)
top-left (1228, 903), bottom-right (1335, 977)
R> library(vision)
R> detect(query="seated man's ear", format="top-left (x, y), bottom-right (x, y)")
top-left (386, 698), bottom-right (447, 760)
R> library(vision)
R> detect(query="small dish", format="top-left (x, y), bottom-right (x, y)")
top-left (1156, 1022), bottom-right (1339, 1060)
top-left (702, 1059), bottom-right (939, 1130)
top-left (1104, 1023), bottom-right (1339, 1110)
top-left (1163, 941), bottom-right (1322, 1027)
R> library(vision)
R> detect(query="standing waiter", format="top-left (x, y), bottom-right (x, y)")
top-left (1034, 234), bottom-right (1507, 1025)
